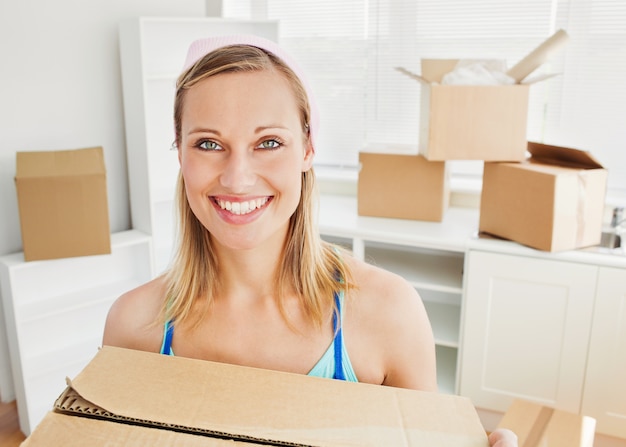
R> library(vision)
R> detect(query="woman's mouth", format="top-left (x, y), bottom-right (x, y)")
top-left (213, 196), bottom-right (271, 215)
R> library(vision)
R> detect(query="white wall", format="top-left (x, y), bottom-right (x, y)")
top-left (0, 0), bottom-right (215, 403)
top-left (0, 0), bottom-right (209, 257)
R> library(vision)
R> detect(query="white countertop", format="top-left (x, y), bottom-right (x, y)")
top-left (318, 194), bottom-right (626, 269)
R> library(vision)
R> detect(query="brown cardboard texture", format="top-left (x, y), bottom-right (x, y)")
top-left (23, 346), bottom-right (489, 446)
top-left (15, 147), bottom-right (111, 261)
top-left (358, 151), bottom-right (449, 221)
top-left (496, 399), bottom-right (596, 447)
top-left (416, 59), bottom-right (530, 161)
top-left (479, 142), bottom-right (607, 252)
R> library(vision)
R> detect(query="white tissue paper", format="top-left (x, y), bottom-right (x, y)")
top-left (441, 59), bottom-right (516, 85)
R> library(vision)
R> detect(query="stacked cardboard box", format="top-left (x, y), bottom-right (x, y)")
top-left (357, 58), bottom-right (531, 223)
top-left (358, 30), bottom-right (607, 251)
top-left (358, 56), bottom-right (529, 223)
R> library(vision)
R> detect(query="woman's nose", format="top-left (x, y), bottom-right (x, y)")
top-left (219, 151), bottom-right (256, 192)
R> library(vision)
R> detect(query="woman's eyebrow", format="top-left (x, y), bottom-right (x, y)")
top-left (255, 125), bottom-right (292, 134)
top-left (187, 127), bottom-right (220, 135)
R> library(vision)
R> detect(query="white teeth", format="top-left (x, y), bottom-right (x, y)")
top-left (216, 197), bottom-right (269, 215)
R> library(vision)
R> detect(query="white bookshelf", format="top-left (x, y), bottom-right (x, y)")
top-left (0, 230), bottom-right (153, 435)
top-left (118, 17), bottom-right (279, 275)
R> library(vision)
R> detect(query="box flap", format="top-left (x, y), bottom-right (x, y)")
top-left (528, 142), bottom-right (604, 169)
top-left (16, 147), bottom-right (106, 178)
top-left (421, 59), bottom-right (459, 83)
top-left (58, 346), bottom-right (488, 447)
top-left (395, 60), bottom-right (459, 85)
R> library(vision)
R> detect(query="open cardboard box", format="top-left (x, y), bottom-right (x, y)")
top-left (15, 147), bottom-right (111, 261)
top-left (401, 59), bottom-right (530, 162)
top-left (22, 346), bottom-right (489, 446)
top-left (358, 150), bottom-right (449, 221)
top-left (479, 142), bottom-right (608, 252)
top-left (397, 30), bottom-right (569, 162)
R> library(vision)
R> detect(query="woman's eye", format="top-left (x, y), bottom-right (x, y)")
top-left (257, 139), bottom-right (282, 150)
top-left (198, 140), bottom-right (222, 151)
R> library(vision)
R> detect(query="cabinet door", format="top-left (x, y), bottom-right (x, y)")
top-left (582, 266), bottom-right (626, 439)
top-left (460, 251), bottom-right (597, 413)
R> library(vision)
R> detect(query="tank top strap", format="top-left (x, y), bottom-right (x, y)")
top-left (160, 320), bottom-right (174, 355)
top-left (332, 291), bottom-right (346, 380)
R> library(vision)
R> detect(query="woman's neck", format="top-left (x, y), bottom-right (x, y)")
top-left (212, 234), bottom-right (288, 302)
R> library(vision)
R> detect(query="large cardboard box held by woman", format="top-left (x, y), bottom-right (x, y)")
top-left (22, 346), bottom-right (489, 446)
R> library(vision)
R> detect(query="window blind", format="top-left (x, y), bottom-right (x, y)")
top-left (223, 0), bottom-right (626, 195)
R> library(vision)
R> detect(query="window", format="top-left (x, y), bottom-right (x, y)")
top-left (223, 0), bottom-right (626, 197)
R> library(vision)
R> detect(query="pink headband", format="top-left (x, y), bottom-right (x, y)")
top-left (182, 35), bottom-right (320, 149)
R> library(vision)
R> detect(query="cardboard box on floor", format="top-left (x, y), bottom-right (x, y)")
top-left (23, 346), bottom-right (489, 446)
top-left (15, 147), bottom-right (111, 261)
top-left (358, 151), bottom-right (449, 221)
top-left (497, 399), bottom-right (596, 447)
top-left (479, 142), bottom-right (608, 252)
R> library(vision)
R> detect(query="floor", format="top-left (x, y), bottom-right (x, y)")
top-left (0, 400), bottom-right (25, 447)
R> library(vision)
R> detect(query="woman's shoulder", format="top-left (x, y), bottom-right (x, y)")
top-left (342, 255), bottom-right (437, 390)
top-left (102, 276), bottom-right (168, 352)
top-left (346, 255), bottom-right (419, 305)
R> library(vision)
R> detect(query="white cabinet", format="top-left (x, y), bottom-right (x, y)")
top-left (0, 230), bottom-right (153, 436)
top-left (460, 250), bottom-right (597, 412)
top-left (460, 245), bottom-right (626, 439)
top-left (318, 195), bottom-right (478, 394)
top-left (582, 266), bottom-right (626, 439)
top-left (118, 17), bottom-right (278, 275)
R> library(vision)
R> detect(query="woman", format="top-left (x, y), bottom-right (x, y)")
top-left (103, 35), bottom-right (516, 447)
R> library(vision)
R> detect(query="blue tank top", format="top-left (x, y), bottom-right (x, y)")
top-left (160, 290), bottom-right (357, 382)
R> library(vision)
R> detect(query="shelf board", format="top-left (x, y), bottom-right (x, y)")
top-left (364, 244), bottom-right (464, 293)
top-left (319, 194), bottom-right (479, 253)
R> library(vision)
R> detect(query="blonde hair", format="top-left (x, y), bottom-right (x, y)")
top-left (162, 44), bottom-right (354, 330)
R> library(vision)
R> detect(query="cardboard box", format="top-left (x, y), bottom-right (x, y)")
top-left (23, 346), bottom-right (489, 446)
top-left (358, 151), bottom-right (449, 221)
top-left (15, 147), bottom-right (111, 261)
top-left (413, 59), bottom-right (530, 161)
top-left (479, 142), bottom-right (608, 252)
top-left (496, 399), bottom-right (596, 447)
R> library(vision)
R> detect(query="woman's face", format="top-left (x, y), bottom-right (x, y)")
top-left (178, 68), bottom-right (314, 252)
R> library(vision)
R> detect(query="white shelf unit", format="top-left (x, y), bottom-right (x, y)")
top-left (119, 17), bottom-right (279, 275)
top-left (0, 230), bottom-right (153, 436)
top-left (318, 194), bottom-right (478, 394)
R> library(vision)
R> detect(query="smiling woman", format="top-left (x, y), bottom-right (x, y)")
top-left (102, 35), bottom-right (517, 447)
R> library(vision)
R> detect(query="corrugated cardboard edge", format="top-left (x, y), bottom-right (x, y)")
top-left (22, 411), bottom-right (250, 447)
top-left (53, 386), bottom-right (308, 447)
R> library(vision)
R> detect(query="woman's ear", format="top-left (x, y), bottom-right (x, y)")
top-left (302, 140), bottom-right (315, 172)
